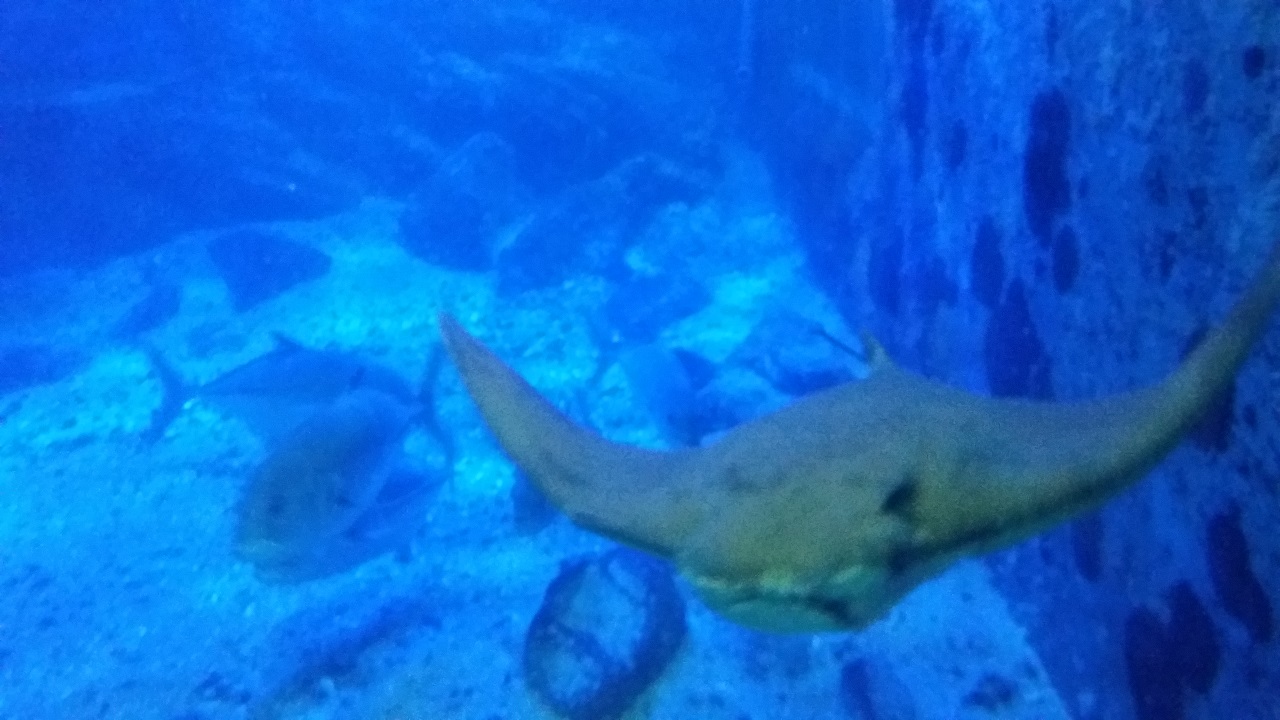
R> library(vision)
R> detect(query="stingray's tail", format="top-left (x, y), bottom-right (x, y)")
top-left (438, 313), bottom-right (701, 556)
top-left (1153, 240), bottom-right (1280, 439)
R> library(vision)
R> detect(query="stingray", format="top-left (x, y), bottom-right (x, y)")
top-left (440, 241), bottom-right (1280, 633)
top-left (143, 335), bottom-right (421, 444)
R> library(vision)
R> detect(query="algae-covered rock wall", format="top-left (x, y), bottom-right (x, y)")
top-left (750, 1), bottom-right (1278, 717)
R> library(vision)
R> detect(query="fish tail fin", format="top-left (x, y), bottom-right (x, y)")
top-left (439, 313), bottom-right (699, 556)
top-left (139, 344), bottom-right (189, 443)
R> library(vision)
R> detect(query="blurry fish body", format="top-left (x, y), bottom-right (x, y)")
top-left (144, 334), bottom-right (416, 443)
top-left (235, 388), bottom-right (415, 566)
top-left (247, 462), bottom-right (445, 583)
top-left (234, 344), bottom-right (455, 583)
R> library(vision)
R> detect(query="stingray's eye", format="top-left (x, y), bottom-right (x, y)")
top-left (881, 477), bottom-right (919, 520)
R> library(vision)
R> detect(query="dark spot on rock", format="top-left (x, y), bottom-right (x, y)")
top-left (1022, 88), bottom-right (1072, 246)
top-left (964, 673), bottom-right (1018, 711)
top-left (1186, 186), bottom-right (1210, 231)
top-left (524, 549), bottom-right (686, 720)
top-left (930, 20), bottom-right (947, 56)
top-left (1157, 230), bottom-right (1179, 280)
top-left (1142, 155), bottom-right (1170, 206)
top-left (1124, 606), bottom-right (1185, 720)
top-left (1206, 503), bottom-right (1273, 643)
top-left (882, 478), bottom-right (918, 519)
top-left (1242, 404), bottom-right (1258, 430)
top-left (1165, 581), bottom-right (1221, 695)
top-left (970, 216), bottom-right (1005, 309)
top-left (206, 230), bottom-right (331, 311)
top-left (894, 0), bottom-right (936, 49)
top-left (1051, 225), bottom-right (1079, 293)
top-left (1183, 60), bottom-right (1210, 117)
top-left (1180, 326), bottom-right (1235, 453)
top-left (944, 121), bottom-right (968, 170)
top-left (1070, 511), bottom-right (1104, 582)
top-left (916, 253), bottom-right (957, 317)
top-left (901, 55), bottom-right (928, 178)
top-left (192, 672), bottom-right (250, 706)
top-left (1242, 45), bottom-right (1266, 80)
top-left (869, 236), bottom-right (904, 316)
top-left (1045, 7), bottom-right (1060, 57)
top-left (983, 280), bottom-right (1053, 399)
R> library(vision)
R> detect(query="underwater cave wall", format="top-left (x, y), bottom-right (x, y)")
top-left (779, 0), bottom-right (1280, 717)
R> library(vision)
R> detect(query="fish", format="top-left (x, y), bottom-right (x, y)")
top-left (235, 388), bottom-right (416, 570)
top-left (438, 240), bottom-right (1280, 633)
top-left (143, 334), bottom-right (418, 443)
top-left (246, 461), bottom-right (446, 583)
top-left (232, 344), bottom-right (455, 582)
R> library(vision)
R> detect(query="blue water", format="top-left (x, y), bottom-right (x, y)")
top-left (0, 1), bottom-right (1277, 718)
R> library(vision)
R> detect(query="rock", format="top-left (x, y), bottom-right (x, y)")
top-left (868, 235), bottom-right (904, 316)
top-left (1206, 503), bottom-right (1273, 643)
top-left (603, 272), bottom-right (711, 345)
top-left (0, 88), bottom-right (359, 276)
top-left (205, 230), bottom-right (332, 311)
top-left (1069, 511), bottom-right (1105, 583)
top-left (1022, 88), bottom-right (1072, 246)
top-left (731, 308), bottom-right (857, 397)
top-left (523, 549), bottom-right (686, 720)
top-left (398, 132), bottom-right (525, 271)
top-left (963, 672), bottom-right (1020, 714)
top-left (256, 591), bottom-right (441, 716)
top-left (497, 155), bottom-right (707, 294)
top-left (111, 277), bottom-right (183, 339)
top-left (1123, 606), bottom-right (1184, 720)
top-left (970, 216), bottom-right (1006, 309)
top-left (1165, 581), bottom-right (1221, 695)
top-left (0, 344), bottom-right (86, 396)
top-left (983, 280), bottom-right (1053, 399)
top-left (839, 657), bottom-right (918, 719)
top-left (489, 64), bottom-right (665, 194)
top-left (1051, 225), bottom-right (1079, 294)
